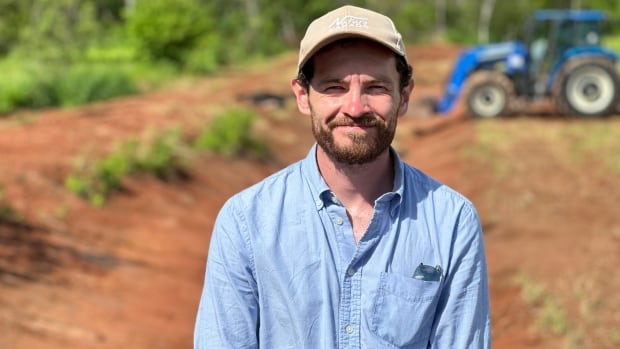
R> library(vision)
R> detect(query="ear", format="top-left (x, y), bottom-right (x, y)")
top-left (397, 79), bottom-right (415, 116)
top-left (291, 79), bottom-right (311, 115)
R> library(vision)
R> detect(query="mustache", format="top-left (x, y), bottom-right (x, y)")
top-left (328, 116), bottom-right (379, 128)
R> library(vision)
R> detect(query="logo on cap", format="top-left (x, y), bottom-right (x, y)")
top-left (328, 16), bottom-right (369, 32)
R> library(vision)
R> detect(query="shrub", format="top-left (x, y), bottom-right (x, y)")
top-left (0, 59), bottom-right (58, 114)
top-left (65, 141), bottom-right (138, 206)
top-left (125, 0), bottom-right (212, 66)
top-left (194, 108), bottom-right (268, 159)
top-left (181, 34), bottom-right (224, 74)
top-left (134, 128), bottom-right (190, 181)
top-left (0, 59), bottom-right (139, 114)
top-left (0, 1), bottom-right (27, 56)
top-left (65, 128), bottom-right (191, 206)
top-left (56, 63), bottom-right (137, 107)
top-left (14, 0), bottom-right (103, 62)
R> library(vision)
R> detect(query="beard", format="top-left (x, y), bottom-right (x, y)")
top-left (311, 109), bottom-right (398, 165)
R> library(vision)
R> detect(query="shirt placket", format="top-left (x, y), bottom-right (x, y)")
top-left (326, 198), bottom-right (391, 349)
top-left (321, 202), bottom-right (355, 348)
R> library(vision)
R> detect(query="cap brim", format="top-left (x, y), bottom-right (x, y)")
top-left (298, 32), bottom-right (405, 71)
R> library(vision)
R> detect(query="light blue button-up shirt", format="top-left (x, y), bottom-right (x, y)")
top-left (195, 145), bottom-right (491, 348)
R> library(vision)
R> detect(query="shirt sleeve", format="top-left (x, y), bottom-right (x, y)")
top-left (429, 204), bottom-right (491, 348)
top-left (194, 198), bottom-right (259, 349)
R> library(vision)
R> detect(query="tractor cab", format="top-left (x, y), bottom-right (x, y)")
top-left (433, 9), bottom-right (619, 118)
top-left (523, 9), bottom-right (609, 97)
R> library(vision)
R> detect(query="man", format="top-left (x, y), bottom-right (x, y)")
top-left (195, 5), bottom-right (490, 348)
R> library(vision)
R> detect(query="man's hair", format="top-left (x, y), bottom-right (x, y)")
top-left (296, 43), bottom-right (413, 93)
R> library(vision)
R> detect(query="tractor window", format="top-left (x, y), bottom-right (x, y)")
top-left (575, 21), bottom-right (601, 46)
top-left (528, 20), bottom-right (551, 77)
top-left (525, 18), bottom-right (551, 46)
top-left (557, 20), bottom-right (601, 49)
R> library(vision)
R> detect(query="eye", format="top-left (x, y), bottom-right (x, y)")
top-left (367, 84), bottom-right (390, 94)
top-left (323, 85), bottom-right (346, 93)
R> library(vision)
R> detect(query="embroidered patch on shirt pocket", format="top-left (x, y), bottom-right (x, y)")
top-left (370, 272), bottom-right (440, 347)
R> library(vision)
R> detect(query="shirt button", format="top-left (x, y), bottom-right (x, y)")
top-left (345, 325), bottom-right (354, 334)
top-left (347, 268), bottom-right (356, 277)
top-left (335, 216), bottom-right (344, 225)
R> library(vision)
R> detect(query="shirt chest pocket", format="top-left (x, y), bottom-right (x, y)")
top-left (370, 272), bottom-right (441, 348)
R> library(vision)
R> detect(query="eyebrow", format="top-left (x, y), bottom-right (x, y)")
top-left (315, 76), bottom-right (394, 86)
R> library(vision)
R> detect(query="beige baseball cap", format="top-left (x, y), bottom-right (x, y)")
top-left (298, 5), bottom-right (407, 71)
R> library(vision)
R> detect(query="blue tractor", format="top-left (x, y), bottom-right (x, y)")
top-left (434, 9), bottom-right (620, 117)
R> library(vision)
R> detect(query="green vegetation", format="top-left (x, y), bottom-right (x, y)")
top-left (126, 0), bottom-right (212, 68)
top-left (0, 59), bottom-right (138, 113)
top-left (2, 1), bottom-right (620, 115)
top-left (603, 34), bottom-right (620, 53)
top-left (514, 270), bottom-right (620, 348)
top-left (65, 108), bottom-right (267, 206)
top-left (56, 63), bottom-right (137, 107)
top-left (194, 108), bottom-right (269, 160)
top-left (514, 272), bottom-right (570, 336)
top-left (466, 119), bottom-right (620, 347)
top-left (465, 119), bottom-right (620, 176)
top-left (559, 122), bottom-right (620, 175)
top-left (0, 185), bottom-right (20, 224)
top-left (609, 328), bottom-right (620, 345)
top-left (65, 128), bottom-right (191, 207)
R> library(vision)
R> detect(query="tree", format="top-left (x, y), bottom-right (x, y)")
top-left (0, 1), bottom-right (28, 55)
top-left (15, 0), bottom-right (102, 61)
top-left (435, 0), bottom-right (447, 39)
top-left (478, 0), bottom-right (497, 43)
top-left (125, 0), bottom-right (211, 64)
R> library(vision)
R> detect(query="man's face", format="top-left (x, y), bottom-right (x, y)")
top-left (293, 40), bottom-right (412, 165)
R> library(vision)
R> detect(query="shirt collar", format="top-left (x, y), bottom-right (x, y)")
top-left (301, 143), bottom-right (404, 216)
top-left (301, 144), bottom-right (331, 210)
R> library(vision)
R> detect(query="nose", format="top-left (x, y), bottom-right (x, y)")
top-left (342, 87), bottom-right (368, 118)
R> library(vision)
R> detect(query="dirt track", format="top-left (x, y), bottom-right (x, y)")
top-left (1, 45), bottom-right (619, 349)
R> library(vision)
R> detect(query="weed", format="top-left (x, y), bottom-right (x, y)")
top-left (0, 185), bottom-right (21, 223)
top-left (194, 108), bottom-right (268, 159)
top-left (65, 145), bottom-right (135, 207)
top-left (55, 63), bottom-right (138, 107)
top-left (53, 203), bottom-right (70, 220)
top-left (558, 122), bottom-right (620, 175)
top-left (65, 128), bottom-right (190, 206)
top-left (460, 120), bottom-right (513, 179)
top-left (514, 272), bottom-right (547, 305)
top-left (465, 119), bottom-right (620, 176)
top-left (514, 272), bottom-right (571, 336)
top-left (538, 297), bottom-right (569, 335)
top-left (609, 328), bottom-right (620, 345)
top-left (134, 127), bottom-right (191, 181)
top-left (66, 110), bottom-right (268, 205)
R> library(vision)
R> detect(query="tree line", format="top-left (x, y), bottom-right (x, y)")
top-left (1, 0), bottom-right (620, 67)
top-left (0, 0), bottom-right (618, 114)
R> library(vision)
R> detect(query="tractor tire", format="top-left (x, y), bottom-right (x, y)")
top-left (553, 58), bottom-right (620, 117)
top-left (464, 71), bottom-right (515, 118)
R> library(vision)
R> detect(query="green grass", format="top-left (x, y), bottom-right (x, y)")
top-left (559, 122), bottom-right (620, 174)
top-left (194, 108), bottom-right (269, 160)
top-left (603, 34), bottom-right (620, 54)
top-left (0, 185), bottom-right (21, 224)
top-left (514, 272), bottom-right (570, 336)
top-left (464, 119), bottom-right (620, 176)
top-left (65, 108), bottom-right (268, 206)
top-left (467, 119), bottom-right (620, 347)
top-left (65, 127), bottom-right (191, 207)
top-left (0, 59), bottom-right (58, 114)
top-left (0, 52), bottom-right (181, 116)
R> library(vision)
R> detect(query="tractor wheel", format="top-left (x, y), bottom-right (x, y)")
top-left (554, 59), bottom-right (619, 117)
top-left (464, 71), bottom-right (515, 118)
